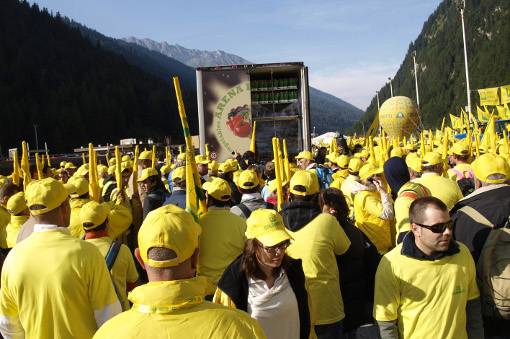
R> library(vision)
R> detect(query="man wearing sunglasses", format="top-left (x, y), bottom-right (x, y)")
top-left (374, 196), bottom-right (483, 339)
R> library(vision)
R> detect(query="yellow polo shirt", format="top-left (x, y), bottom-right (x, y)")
top-left (5, 215), bottom-right (28, 248)
top-left (198, 207), bottom-right (246, 295)
top-left (93, 277), bottom-right (265, 339)
top-left (374, 242), bottom-right (479, 339)
top-left (86, 236), bottom-right (139, 310)
top-left (0, 226), bottom-right (121, 338)
top-left (286, 213), bottom-right (351, 325)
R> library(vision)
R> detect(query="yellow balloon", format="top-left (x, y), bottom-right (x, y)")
top-left (379, 96), bottom-right (419, 138)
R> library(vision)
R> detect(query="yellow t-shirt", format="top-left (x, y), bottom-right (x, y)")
top-left (353, 190), bottom-right (392, 254)
top-left (69, 198), bottom-right (90, 238)
top-left (5, 215), bottom-right (28, 248)
top-left (286, 213), bottom-right (351, 325)
top-left (197, 208), bottom-right (246, 295)
top-left (413, 173), bottom-right (463, 211)
top-left (374, 242), bottom-right (479, 339)
top-left (0, 228), bottom-right (121, 339)
top-left (0, 206), bottom-right (10, 249)
top-left (86, 236), bottom-right (139, 310)
top-left (93, 277), bottom-right (266, 339)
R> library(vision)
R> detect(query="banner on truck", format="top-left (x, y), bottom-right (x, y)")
top-left (202, 70), bottom-right (252, 161)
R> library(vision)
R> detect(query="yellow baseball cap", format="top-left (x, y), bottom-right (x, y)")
top-left (6, 192), bottom-right (27, 215)
top-left (138, 205), bottom-right (201, 268)
top-left (171, 166), bottom-right (186, 182)
top-left (295, 150), bottom-right (314, 161)
top-left (359, 163), bottom-right (383, 180)
top-left (25, 178), bottom-right (70, 215)
top-left (70, 177), bottom-right (89, 197)
top-left (64, 162), bottom-right (77, 170)
top-left (121, 155), bottom-right (131, 162)
top-left (218, 160), bottom-right (237, 174)
top-left (97, 164), bottom-right (108, 175)
top-left (336, 155), bottom-right (350, 169)
top-left (60, 161), bottom-right (66, 168)
top-left (268, 179), bottom-right (289, 193)
top-left (422, 152), bottom-right (442, 166)
top-left (289, 170), bottom-right (320, 196)
top-left (177, 153), bottom-right (186, 161)
top-left (348, 158), bottom-right (363, 173)
top-left (245, 209), bottom-right (292, 247)
top-left (237, 170), bottom-right (259, 189)
top-left (76, 164), bottom-right (89, 177)
top-left (203, 177), bottom-right (231, 201)
top-left (451, 142), bottom-right (469, 156)
top-left (390, 147), bottom-right (404, 158)
top-left (472, 153), bottom-right (510, 184)
top-left (406, 152), bottom-right (422, 173)
top-left (80, 200), bottom-right (110, 231)
top-left (139, 150), bottom-right (153, 161)
top-left (121, 161), bottom-right (133, 172)
top-left (195, 155), bottom-right (210, 165)
top-left (138, 168), bottom-right (159, 182)
top-left (160, 164), bottom-right (171, 175)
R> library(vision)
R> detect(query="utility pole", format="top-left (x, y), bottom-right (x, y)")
top-left (388, 77), bottom-right (394, 97)
top-left (457, 0), bottom-right (472, 120)
top-left (412, 51), bottom-right (420, 108)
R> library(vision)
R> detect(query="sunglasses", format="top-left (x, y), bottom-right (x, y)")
top-left (260, 241), bottom-right (290, 256)
top-left (414, 220), bottom-right (453, 234)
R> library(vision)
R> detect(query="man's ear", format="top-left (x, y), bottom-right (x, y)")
top-left (134, 248), bottom-right (146, 270)
top-left (410, 222), bottom-right (420, 238)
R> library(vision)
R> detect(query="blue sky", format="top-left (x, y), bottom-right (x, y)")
top-left (32, 0), bottom-right (442, 110)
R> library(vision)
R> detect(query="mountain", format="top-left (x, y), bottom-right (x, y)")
top-left (353, 0), bottom-right (510, 132)
top-left (123, 37), bottom-right (363, 133)
top-left (123, 37), bottom-right (251, 68)
top-left (0, 0), bottom-right (199, 153)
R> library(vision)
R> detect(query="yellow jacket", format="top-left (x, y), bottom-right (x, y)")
top-left (93, 277), bottom-right (266, 339)
top-left (353, 190), bottom-right (393, 254)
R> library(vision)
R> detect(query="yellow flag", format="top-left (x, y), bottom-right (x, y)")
top-left (151, 145), bottom-right (157, 169)
top-left (21, 141), bottom-right (31, 190)
top-left (476, 106), bottom-right (490, 121)
top-left (35, 153), bottom-right (43, 180)
top-left (272, 137), bottom-right (284, 212)
top-left (250, 121), bottom-right (257, 153)
top-left (478, 87), bottom-right (500, 106)
top-left (45, 151), bottom-right (51, 168)
top-left (82, 152), bottom-right (86, 165)
top-left (88, 143), bottom-right (100, 202)
top-left (205, 144), bottom-right (210, 160)
top-left (173, 76), bottom-right (206, 220)
top-left (115, 146), bottom-right (122, 191)
top-left (133, 145), bottom-right (139, 195)
top-left (366, 113), bottom-right (379, 137)
top-left (12, 149), bottom-right (21, 186)
top-left (282, 139), bottom-right (290, 182)
top-left (496, 105), bottom-right (509, 119)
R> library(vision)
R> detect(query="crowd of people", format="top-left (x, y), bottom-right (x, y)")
top-left (0, 132), bottom-right (509, 339)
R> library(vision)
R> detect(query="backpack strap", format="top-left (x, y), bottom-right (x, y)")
top-left (105, 240), bottom-right (122, 270)
top-left (459, 206), bottom-right (494, 228)
top-left (237, 203), bottom-right (252, 218)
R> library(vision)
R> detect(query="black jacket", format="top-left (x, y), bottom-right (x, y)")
top-left (217, 256), bottom-right (311, 339)
top-left (281, 200), bottom-right (321, 231)
top-left (451, 185), bottom-right (510, 262)
top-left (142, 187), bottom-right (166, 219)
top-left (336, 219), bottom-right (381, 330)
